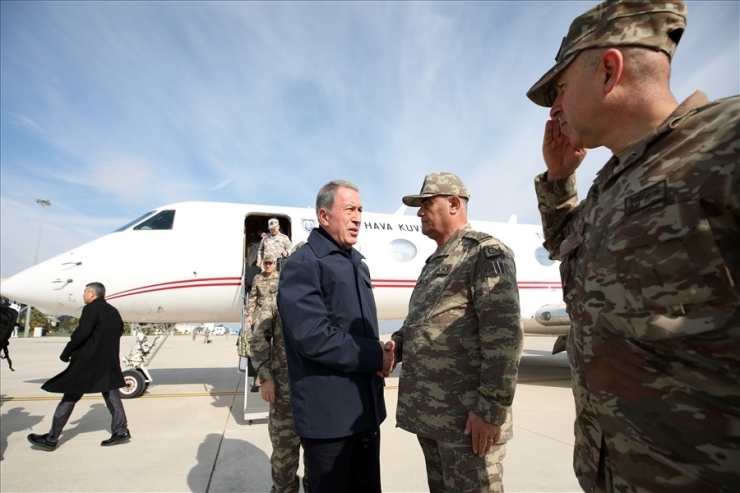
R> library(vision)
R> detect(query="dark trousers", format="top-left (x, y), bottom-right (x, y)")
top-left (301, 428), bottom-right (381, 493)
top-left (49, 388), bottom-right (128, 440)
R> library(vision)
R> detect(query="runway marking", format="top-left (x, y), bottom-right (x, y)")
top-left (0, 378), bottom-right (570, 402)
top-left (1, 392), bottom-right (242, 402)
top-left (519, 377), bottom-right (571, 384)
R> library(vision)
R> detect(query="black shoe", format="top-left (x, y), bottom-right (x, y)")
top-left (27, 433), bottom-right (58, 451)
top-left (101, 430), bottom-right (131, 447)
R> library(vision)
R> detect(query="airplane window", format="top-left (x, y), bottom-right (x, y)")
top-left (113, 211), bottom-right (156, 232)
top-left (535, 246), bottom-right (555, 266)
top-left (388, 239), bottom-right (417, 262)
top-left (133, 210), bottom-right (176, 231)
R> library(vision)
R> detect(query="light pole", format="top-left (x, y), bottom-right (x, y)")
top-left (23, 199), bottom-right (51, 338)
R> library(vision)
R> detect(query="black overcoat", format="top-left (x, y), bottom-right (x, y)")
top-left (277, 227), bottom-right (386, 439)
top-left (42, 297), bottom-right (126, 394)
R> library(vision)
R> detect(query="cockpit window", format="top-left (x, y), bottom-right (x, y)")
top-left (133, 210), bottom-right (176, 231)
top-left (113, 211), bottom-right (156, 232)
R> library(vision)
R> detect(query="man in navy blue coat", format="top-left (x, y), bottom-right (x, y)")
top-left (278, 179), bottom-right (394, 493)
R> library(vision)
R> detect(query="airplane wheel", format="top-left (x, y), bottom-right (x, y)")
top-left (121, 369), bottom-right (146, 399)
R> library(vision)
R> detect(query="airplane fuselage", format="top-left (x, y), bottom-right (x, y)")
top-left (1, 201), bottom-right (567, 335)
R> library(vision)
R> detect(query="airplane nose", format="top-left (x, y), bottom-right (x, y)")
top-left (1, 265), bottom-right (48, 306)
top-left (0, 259), bottom-right (71, 315)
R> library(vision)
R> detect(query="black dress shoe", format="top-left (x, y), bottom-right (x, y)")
top-left (101, 430), bottom-right (131, 447)
top-left (27, 433), bottom-right (58, 451)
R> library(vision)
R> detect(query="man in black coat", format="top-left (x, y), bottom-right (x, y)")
top-left (28, 282), bottom-right (131, 451)
top-left (277, 179), bottom-right (395, 493)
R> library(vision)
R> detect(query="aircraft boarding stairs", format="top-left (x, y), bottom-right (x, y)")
top-left (239, 257), bottom-right (270, 422)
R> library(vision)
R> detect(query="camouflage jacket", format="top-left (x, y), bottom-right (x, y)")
top-left (535, 92), bottom-right (740, 492)
top-left (247, 272), bottom-right (279, 319)
top-left (258, 233), bottom-right (292, 265)
top-left (250, 305), bottom-right (289, 383)
top-left (392, 224), bottom-right (523, 444)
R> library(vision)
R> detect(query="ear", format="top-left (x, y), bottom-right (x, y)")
top-left (601, 48), bottom-right (623, 96)
top-left (317, 208), bottom-right (331, 228)
top-left (448, 196), bottom-right (462, 214)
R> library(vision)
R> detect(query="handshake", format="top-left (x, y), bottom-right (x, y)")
top-left (377, 340), bottom-right (397, 378)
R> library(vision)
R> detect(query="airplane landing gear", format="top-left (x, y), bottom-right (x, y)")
top-left (120, 323), bottom-right (171, 398)
top-left (121, 369), bottom-right (147, 399)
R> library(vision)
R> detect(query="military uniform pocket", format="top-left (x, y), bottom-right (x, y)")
top-left (604, 199), bottom-right (738, 340)
top-left (559, 229), bottom-right (583, 307)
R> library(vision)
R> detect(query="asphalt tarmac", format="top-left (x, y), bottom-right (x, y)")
top-left (0, 334), bottom-right (580, 493)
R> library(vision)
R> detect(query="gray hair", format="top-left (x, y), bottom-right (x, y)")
top-left (580, 46), bottom-right (669, 84)
top-left (315, 180), bottom-right (360, 217)
top-left (86, 282), bottom-right (106, 298)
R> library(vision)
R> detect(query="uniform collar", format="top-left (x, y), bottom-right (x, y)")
top-left (427, 223), bottom-right (471, 263)
top-left (594, 91), bottom-right (710, 189)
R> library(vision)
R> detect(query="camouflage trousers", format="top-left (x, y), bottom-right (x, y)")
top-left (248, 310), bottom-right (274, 358)
top-left (269, 393), bottom-right (308, 493)
top-left (237, 326), bottom-right (253, 358)
top-left (417, 435), bottom-right (506, 493)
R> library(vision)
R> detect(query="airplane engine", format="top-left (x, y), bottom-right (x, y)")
top-left (534, 303), bottom-right (569, 326)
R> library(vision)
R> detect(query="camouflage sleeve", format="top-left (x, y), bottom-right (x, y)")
top-left (247, 282), bottom-right (258, 318)
top-left (282, 235), bottom-right (293, 254)
top-left (257, 237), bottom-right (266, 265)
top-left (534, 172), bottom-right (579, 260)
top-left (250, 310), bottom-right (274, 382)
top-left (471, 243), bottom-right (523, 426)
top-left (391, 325), bottom-right (405, 362)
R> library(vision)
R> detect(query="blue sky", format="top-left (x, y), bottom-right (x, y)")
top-left (1, 1), bottom-right (738, 280)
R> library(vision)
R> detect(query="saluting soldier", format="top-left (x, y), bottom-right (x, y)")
top-left (389, 172), bottom-right (523, 492)
top-left (527, 1), bottom-right (740, 491)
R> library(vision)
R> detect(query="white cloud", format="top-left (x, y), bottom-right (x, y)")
top-left (1, 0), bottom-right (737, 279)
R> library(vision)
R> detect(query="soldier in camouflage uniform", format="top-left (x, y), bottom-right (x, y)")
top-left (246, 253), bottom-right (280, 359)
top-left (258, 218), bottom-right (292, 270)
top-left (250, 302), bottom-right (308, 493)
top-left (527, 1), bottom-right (740, 492)
top-left (390, 172), bottom-right (523, 493)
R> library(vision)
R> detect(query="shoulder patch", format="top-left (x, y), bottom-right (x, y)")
top-left (483, 245), bottom-right (503, 259)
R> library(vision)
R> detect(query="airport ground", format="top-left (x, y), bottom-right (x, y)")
top-left (0, 334), bottom-right (581, 493)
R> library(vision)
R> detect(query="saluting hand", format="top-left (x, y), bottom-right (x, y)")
top-left (543, 119), bottom-right (587, 181)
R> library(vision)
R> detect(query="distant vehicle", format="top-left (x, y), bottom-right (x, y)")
top-left (213, 326), bottom-right (226, 336)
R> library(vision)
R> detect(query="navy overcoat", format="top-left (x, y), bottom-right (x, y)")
top-left (278, 227), bottom-right (386, 438)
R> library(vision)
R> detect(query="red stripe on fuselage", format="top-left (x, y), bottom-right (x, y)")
top-left (106, 278), bottom-right (560, 300)
top-left (107, 278), bottom-right (241, 300)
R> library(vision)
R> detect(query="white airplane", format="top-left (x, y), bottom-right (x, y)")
top-left (0, 201), bottom-right (569, 396)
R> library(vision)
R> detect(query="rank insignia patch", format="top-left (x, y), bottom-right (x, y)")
top-left (625, 181), bottom-right (667, 216)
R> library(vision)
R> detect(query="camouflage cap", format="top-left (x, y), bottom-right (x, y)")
top-left (263, 253), bottom-right (276, 263)
top-left (526, 0), bottom-right (687, 107)
top-left (267, 218), bottom-right (279, 229)
top-left (402, 172), bottom-right (470, 207)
